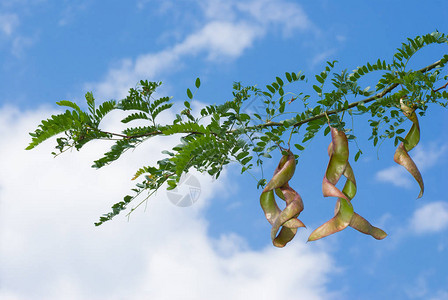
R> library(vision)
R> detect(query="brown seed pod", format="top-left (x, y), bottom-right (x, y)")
top-left (260, 150), bottom-right (305, 247)
top-left (394, 99), bottom-right (424, 198)
top-left (308, 127), bottom-right (386, 241)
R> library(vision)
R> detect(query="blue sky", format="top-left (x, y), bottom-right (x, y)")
top-left (1, 1), bottom-right (448, 299)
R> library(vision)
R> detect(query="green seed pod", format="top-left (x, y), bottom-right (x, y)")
top-left (308, 127), bottom-right (386, 241)
top-left (260, 150), bottom-right (305, 247)
top-left (394, 99), bottom-right (424, 198)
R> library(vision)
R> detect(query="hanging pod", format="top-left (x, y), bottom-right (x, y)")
top-left (308, 127), bottom-right (387, 241)
top-left (260, 150), bottom-right (305, 247)
top-left (394, 99), bottom-right (424, 198)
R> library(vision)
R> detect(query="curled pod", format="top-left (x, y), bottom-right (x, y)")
top-left (394, 99), bottom-right (424, 198)
top-left (260, 150), bottom-right (305, 247)
top-left (308, 127), bottom-right (386, 242)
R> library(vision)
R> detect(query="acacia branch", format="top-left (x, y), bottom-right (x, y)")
top-left (97, 130), bottom-right (131, 138)
top-left (95, 59), bottom-right (444, 140)
top-left (255, 59), bottom-right (444, 130)
top-left (97, 128), bottom-right (219, 141)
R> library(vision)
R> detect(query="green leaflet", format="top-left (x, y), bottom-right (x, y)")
top-left (308, 127), bottom-right (386, 241)
top-left (393, 99), bottom-right (424, 198)
top-left (121, 112), bottom-right (150, 124)
top-left (92, 138), bottom-right (140, 169)
top-left (26, 110), bottom-right (91, 150)
top-left (162, 122), bottom-right (209, 135)
top-left (260, 150), bottom-right (305, 247)
top-left (170, 134), bottom-right (216, 176)
top-left (56, 100), bottom-right (83, 113)
top-left (94, 100), bottom-right (117, 123)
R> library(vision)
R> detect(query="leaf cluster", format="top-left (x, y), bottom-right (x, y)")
top-left (26, 32), bottom-right (448, 230)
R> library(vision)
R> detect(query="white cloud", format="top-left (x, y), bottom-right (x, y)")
top-left (376, 165), bottom-right (413, 188)
top-left (194, 0), bottom-right (236, 21)
top-left (0, 10), bottom-right (37, 57)
top-left (311, 49), bottom-right (337, 68)
top-left (0, 106), bottom-right (337, 300)
top-left (85, 0), bottom-right (315, 100)
top-left (376, 143), bottom-right (448, 188)
top-left (198, 0), bottom-right (313, 34)
top-left (237, 0), bottom-right (312, 35)
top-left (410, 202), bottom-right (448, 234)
top-left (404, 271), bottom-right (448, 300)
top-left (413, 143), bottom-right (448, 170)
top-left (85, 54), bottom-right (175, 101)
top-left (0, 13), bottom-right (19, 36)
top-left (173, 21), bottom-right (260, 59)
top-left (86, 21), bottom-right (260, 100)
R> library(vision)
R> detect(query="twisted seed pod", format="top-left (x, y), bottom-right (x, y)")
top-left (260, 150), bottom-right (305, 247)
top-left (308, 127), bottom-right (386, 241)
top-left (394, 99), bottom-right (424, 198)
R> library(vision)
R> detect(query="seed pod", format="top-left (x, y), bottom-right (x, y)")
top-left (394, 99), bottom-right (424, 198)
top-left (308, 127), bottom-right (386, 241)
top-left (260, 150), bottom-right (305, 247)
top-left (322, 129), bottom-right (350, 201)
top-left (349, 213), bottom-right (387, 239)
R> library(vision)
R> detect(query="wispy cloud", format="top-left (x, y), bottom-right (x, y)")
top-left (311, 49), bottom-right (337, 68)
top-left (85, 21), bottom-right (261, 100)
top-left (376, 165), bottom-right (413, 188)
top-left (236, 0), bottom-right (313, 35)
top-left (371, 200), bottom-right (448, 255)
top-left (0, 106), bottom-right (338, 300)
top-left (85, 0), bottom-right (316, 100)
top-left (58, 1), bottom-right (89, 26)
top-left (0, 13), bottom-right (19, 36)
top-left (0, 9), bottom-right (38, 57)
top-left (11, 34), bottom-right (35, 57)
top-left (404, 270), bottom-right (448, 300)
top-left (173, 21), bottom-right (261, 59)
top-left (413, 143), bottom-right (448, 169)
top-left (410, 201), bottom-right (448, 234)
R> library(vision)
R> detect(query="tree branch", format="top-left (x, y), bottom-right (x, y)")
top-left (433, 81), bottom-right (448, 92)
top-left (255, 59), bottom-right (444, 130)
top-left (96, 59), bottom-right (445, 140)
